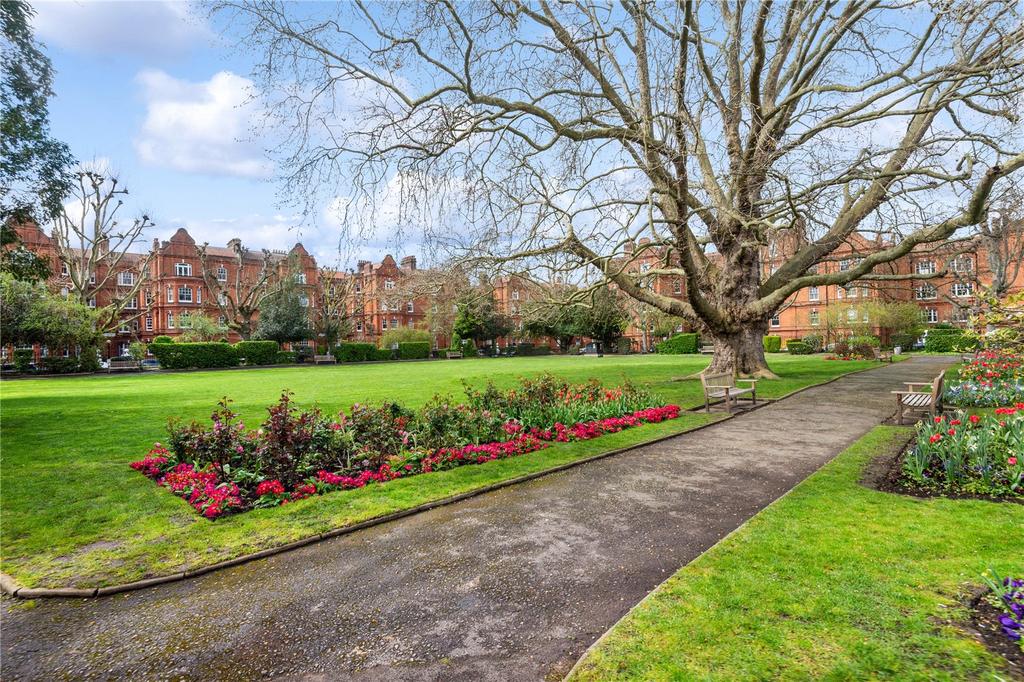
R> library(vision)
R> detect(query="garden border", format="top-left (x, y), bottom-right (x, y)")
top-left (0, 359), bottom-right (898, 600)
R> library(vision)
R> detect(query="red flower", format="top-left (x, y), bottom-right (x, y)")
top-left (929, 433), bottom-right (942, 444)
top-left (255, 479), bottom-right (286, 496)
top-left (1009, 457), bottom-right (1018, 466)
top-left (969, 414), bottom-right (981, 425)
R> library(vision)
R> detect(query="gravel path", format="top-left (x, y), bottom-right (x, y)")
top-left (1, 357), bottom-right (949, 681)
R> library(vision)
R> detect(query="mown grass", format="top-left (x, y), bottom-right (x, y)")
top-left (1, 354), bottom-right (880, 588)
top-left (569, 426), bottom-right (1023, 682)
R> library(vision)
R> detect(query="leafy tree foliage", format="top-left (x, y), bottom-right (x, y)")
top-left (254, 278), bottom-right (311, 344)
top-left (178, 313), bottom-right (228, 342)
top-left (0, 220), bottom-right (49, 282)
top-left (453, 295), bottom-right (511, 344)
top-left (0, 272), bottom-right (99, 350)
top-left (1, 1), bottom-right (74, 223)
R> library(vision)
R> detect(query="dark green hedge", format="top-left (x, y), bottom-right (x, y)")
top-left (656, 333), bottom-right (699, 354)
top-left (275, 351), bottom-right (297, 364)
top-left (398, 342), bottom-right (430, 359)
top-left (890, 333), bottom-right (917, 351)
top-left (43, 356), bottom-right (82, 373)
top-left (150, 342), bottom-right (240, 369)
top-left (786, 341), bottom-right (813, 355)
top-left (923, 327), bottom-right (973, 352)
top-left (12, 348), bottom-right (34, 372)
top-left (332, 342), bottom-right (378, 362)
top-left (234, 340), bottom-right (279, 365)
top-left (151, 335), bottom-right (174, 344)
top-left (763, 335), bottom-right (782, 353)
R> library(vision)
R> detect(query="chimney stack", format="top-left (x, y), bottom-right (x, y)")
top-left (400, 255), bottom-right (417, 271)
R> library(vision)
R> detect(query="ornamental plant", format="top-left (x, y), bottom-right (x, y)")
top-left (945, 351), bottom-right (1024, 407)
top-left (981, 569), bottom-right (1023, 647)
top-left (901, 408), bottom-right (1024, 498)
top-left (131, 374), bottom-right (680, 518)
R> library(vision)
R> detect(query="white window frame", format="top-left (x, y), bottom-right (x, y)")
top-left (809, 309), bottom-right (820, 326)
top-left (87, 297), bottom-right (96, 308)
top-left (298, 294), bottom-right (309, 307)
top-left (175, 262), bottom-right (192, 277)
top-left (167, 312), bottom-right (175, 329)
top-left (951, 282), bottom-right (973, 298)
top-left (511, 290), bottom-right (520, 301)
top-left (915, 284), bottom-right (937, 300)
top-left (178, 286), bottom-right (193, 303)
top-left (125, 296), bottom-right (138, 310)
top-left (406, 301), bottom-right (414, 313)
top-left (295, 273), bottom-right (307, 284)
top-left (145, 316), bottom-right (153, 331)
top-left (770, 314), bottom-right (781, 327)
top-left (167, 287), bottom-right (174, 303)
top-left (60, 262), bottom-right (69, 276)
top-left (117, 271), bottom-right (134, 286)
top-left (384, 279), bottom-right (395, 290)
top-left (915, 260), bottom-right (935, 275)
top-left (356, 320), bottom-right (363, 332)
top-left (808, 286), bottom-right (819, 302)
top-left (924, 308), bottom-right (938, 324)
top-left (216, 266), bottom-right (228, 281)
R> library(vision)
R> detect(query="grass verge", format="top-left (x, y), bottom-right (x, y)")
top-left (1, 354), bottom-right (882, 588)
top-left (568, 426), bottom-right (1024, 682)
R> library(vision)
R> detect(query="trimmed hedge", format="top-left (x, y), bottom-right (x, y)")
top-left (923, 327), bottom-right (973, 353)
top-left (332, 342), bottom-right (378, 362)
top-left (149, 342), bottom-right (240, 369)
top-left (786, 341), bottom-right (813, 355)
top-left (848, 335), bottom-right (880, 348)
top-left (398, 342), bottom-right (430, 359)
top-left (151, 335), bottom-right (173, 344)
top-left (43, 356), bottom-right (81, 373)
top-left (802, 334), bottom-right (823, 353)
top-left (275, 351), bottom-right (297, 364)
top-left (656, 333), bottom-right (699, 354)
top-left (763, 335), bottom-right (782, 353)
top-left (234, 340), bottom-right (279, 366)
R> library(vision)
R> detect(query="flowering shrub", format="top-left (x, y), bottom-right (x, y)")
top-left (982, 569), bottom-right (1023, 647)
top-left (130, 375), bottom-right (680, 518)
top-left (945, 352), bottom-right (1024, 407)
top-left (901, 408), bottom-right (1024, 497)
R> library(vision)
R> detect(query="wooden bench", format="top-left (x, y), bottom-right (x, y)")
top-left (107, 357), bottom-right (140, 372)
top-left (313, 354), bottom-right (336, 365)
top-left (446, 351), bottom-right (463, 359)
top-left (892, 370), bottom-right (945, 425)
top-left (700, 371), bottom-right (758, 413)
top-left (872, 347), bottom-right (894, 363)
top-left (699, 345), bottom-right (715, 355)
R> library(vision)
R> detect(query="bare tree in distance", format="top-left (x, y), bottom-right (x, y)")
top-left (197, 240), bottom-right (282, 340)
top-left (218, 0), bottom-right (1024, 376)
top-left (50, 168), bottom-right (155, 334)
top-left (978, 184), bottom-right (1024, 299)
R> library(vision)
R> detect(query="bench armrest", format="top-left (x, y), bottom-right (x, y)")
top-left (903, 382), bottom-right (932, 390)
top-left (704, 384), bottom-right (732, 391)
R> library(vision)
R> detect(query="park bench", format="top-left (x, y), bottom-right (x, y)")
top-left (892, 370), bottom-right (945, 425)
top-left (872, 347), bottom-right (894, 363)
top-left (699, 345), bottom-right (715, 354)
top-left (446, 351), bottom-right (463, 359)
top-left (107, 357), bottom-right (140, 373)
top-left (313, 354), bottom-right (336, 365)
top-left (700, 371), bottom-right (758, 413)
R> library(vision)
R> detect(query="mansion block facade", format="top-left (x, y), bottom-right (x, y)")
top-left (7, 220), bottom-right (1023, 359)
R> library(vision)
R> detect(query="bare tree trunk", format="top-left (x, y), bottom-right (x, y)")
top-left (706, 323), bottom-right (775, 378)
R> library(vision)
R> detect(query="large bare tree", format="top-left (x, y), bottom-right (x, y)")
top-left (197, 239), bottom-right (281, 340)
top-left (50, 168), bottom-right (154, 334)
top-left (219, 0), bottom-right (1024, 375)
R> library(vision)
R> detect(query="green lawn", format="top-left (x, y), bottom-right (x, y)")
top-left (0, 354), bottom-right (880, 588)
top-left (569, 427), bottom-right (1023, 682)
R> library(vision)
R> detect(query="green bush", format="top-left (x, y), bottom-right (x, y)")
top-left (12, 348), bottom-right (34, 372)
top-left (890, 333), bottom-right (918, 351)
top-left (763, 335), bottom-right (782, 353)
top-left (332, 342), bottom-right (377, 362)
top-left (78, 348), bottom-right (101, 372)
top-left (923, 327), bottom-right (973, 353)
top-left (151, 335), bottom-right (173, 344)
top-left (802, 334), bottom-right (823, 353)
top-left (43, 356), bottom-right (80, 373)
top-left (656, 333), bottom-right (699, 354)
top-left (234, 340), bottom-right (279, 366)
top-left (293, 346), bottom-right (315, 363)
top-left (449, 333), bottom-right (462, 353)
top-left (380, 328), bottom-right (431, 348)
top-left (397, 341), bottom-right (430, 359)
top-left (848, 335), bottom-right (880, 348)
top-left (275, 351), bottom-right (297, 364)
top-left (461, 339), bottom-right (476, 357)
top-left (374, 347), bottom-right (395, 361)
top-left (786, 341), bottom-right (813, 355)
top-left (534, 345), bottom-right (552, 355)
top-left (149, 342), bottom-right (240, 369)
top-left (616, 337), bottom-right (632, 354)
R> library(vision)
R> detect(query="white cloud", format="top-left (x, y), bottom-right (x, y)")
top-left (32, 1), bottom-right (211, 57)
top-left (134, 69), bottom-right (272, 179)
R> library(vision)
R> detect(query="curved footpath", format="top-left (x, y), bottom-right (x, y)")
top-left (1, 357), bottom-right (949, 681)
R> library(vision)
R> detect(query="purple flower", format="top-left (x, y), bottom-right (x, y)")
top-left (1000, 615), bottom-right (1021, 629)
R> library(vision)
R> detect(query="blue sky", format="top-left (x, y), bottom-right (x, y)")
top-left (32, 0), bottom-right (377, 267)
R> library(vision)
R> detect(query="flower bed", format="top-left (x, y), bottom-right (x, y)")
top-left (945, 351), bottom-right (1024, 407)
top-left (970, 570), bottom-right (1024, 670)
top-left (899, 407), bottom-right (1024, 498)
top-left (130, 375), bottom-right (681, 518)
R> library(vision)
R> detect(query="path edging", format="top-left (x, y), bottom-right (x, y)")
top-left (0, 360), bottom-right (902, 600)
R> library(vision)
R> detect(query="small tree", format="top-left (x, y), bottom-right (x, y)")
top-left (311, 266), bottom-right (351, 350)
top-left (0, 272), bottom-right (99, 352)
top-left (198, 240), bottom-right (281, 340)
top-left (254, 277), bottom-right (311, 345)
top-left (178, 312), bottom-right (227, 342)
top-left (453, 294), bottom-right (511, 346)
top-left (566, 287), bottom-right (629, 348)
top-left (50, 168), bottom-right (155, 334)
